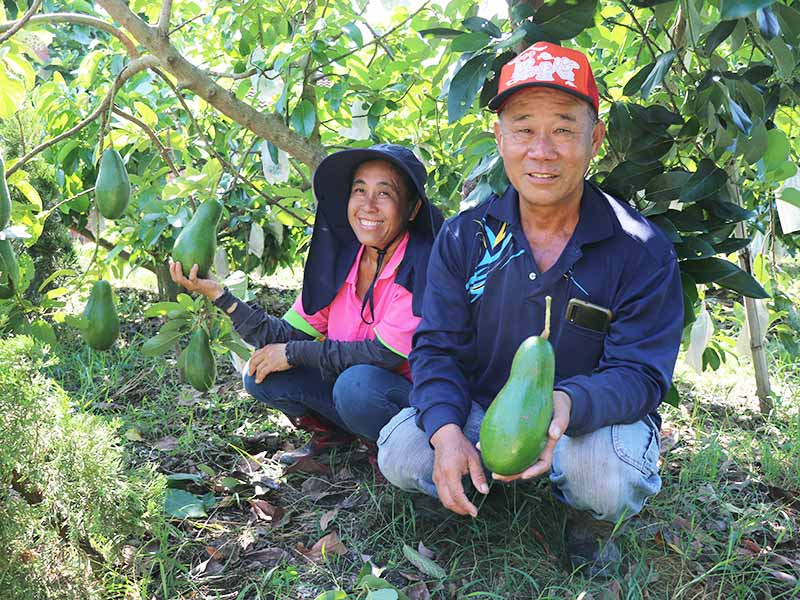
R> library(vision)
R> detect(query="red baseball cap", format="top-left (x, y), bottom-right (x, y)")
top-left (488, 41), bottom-right (599, 115)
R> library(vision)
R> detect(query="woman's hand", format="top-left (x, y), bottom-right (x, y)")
top-left (169, 262), bottom-right (224, 301)
top-left (248, 343), bottom-right (290, 383)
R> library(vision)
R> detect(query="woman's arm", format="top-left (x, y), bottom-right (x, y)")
top-left (214, 289), bottom-right (314, 347)
top-left (286, 338), bottom-right (406, 380)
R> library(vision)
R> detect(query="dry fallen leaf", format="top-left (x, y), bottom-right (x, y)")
top-left (189, 558), bottom-right (223, 579)
top-left (297, 531), bottom-right (348, 562)
top-left (417, 541), bottom-right (435, 559)
top-left (284, 457), bottom-right (331, 475)
top-left (153, 435), bottom-right (179, 451)
top-left (320, 508), bottom-right (338, 531)
top-left (243, 547), bottom-right (289, 567)
top-left (206, 545), bottom-right (223, 560)
top-left (405, 581), bottom-right (431, 600)
top-left (249, 499), bottom-right (285, 526)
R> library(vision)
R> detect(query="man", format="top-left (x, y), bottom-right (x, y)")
top-left (377, 41), bottom-right (683, 578)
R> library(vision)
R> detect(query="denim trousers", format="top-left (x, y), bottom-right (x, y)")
top-left (242, 364), bottom-right (412, 441)
top-left (377, 402), bottom-right (662, 523)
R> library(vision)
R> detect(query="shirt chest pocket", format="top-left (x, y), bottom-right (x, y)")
top-left (554, 321), bottom-right (605, 378)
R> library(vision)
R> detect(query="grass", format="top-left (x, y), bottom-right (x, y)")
top-left (40, 270), bottom-right (800, 599)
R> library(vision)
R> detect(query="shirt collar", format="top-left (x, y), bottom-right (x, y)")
top-left (486, 181), bottom-right (614, 248)
top-left (345, 231), bottom-right (410, 285)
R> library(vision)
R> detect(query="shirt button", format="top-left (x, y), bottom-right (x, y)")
top-left (529, 272), bottom-right (537, 281)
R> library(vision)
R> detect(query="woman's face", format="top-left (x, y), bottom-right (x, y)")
top-left (347, 160), bottom-right (419, 249)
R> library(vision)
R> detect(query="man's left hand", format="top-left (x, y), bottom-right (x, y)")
top-left (490, 390), bottom-right (571, 482)
top-left (248, 344), bottom-right (290, 383)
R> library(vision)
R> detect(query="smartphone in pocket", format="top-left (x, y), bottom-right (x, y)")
top-left (565, 298), bottom-right (612, 333)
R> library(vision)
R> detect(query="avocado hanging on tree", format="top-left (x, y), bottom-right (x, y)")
top-left (81, 279), bottom-right (121, 351)
top-left (95, 149), bottom-right (131, 219)
top-left (183, 327), bottom-right (216, 392)
top-left (171, 199), bottom-right (222, 278)
top-left (0, 239), bottom-right (19, 299)
top-left (479, 296), bottom-right (555, 476)
top-left (0, 152), bottom-right (11, 231)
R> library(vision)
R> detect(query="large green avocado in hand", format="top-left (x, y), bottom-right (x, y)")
top-left (0, 153), bottom-right (11, 230)
top-left (82, 280), bottom-right (120, 351)
top-left (479, 296), bottom-right (555, 476)
top-left (95, 149), bottom-right (131, 219)
top-left (0, 239), bottom-right (19, 299)
top-left (184, 328), bottom-right (216, 392)
top-left (171, 200), bottom-right (222, 278)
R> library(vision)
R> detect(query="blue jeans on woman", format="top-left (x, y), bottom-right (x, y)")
top-left (242, 364), bottom-right (411, 441)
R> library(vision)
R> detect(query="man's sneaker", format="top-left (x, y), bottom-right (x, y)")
top-left (279, 413), bottom-right (355, 465)
top-left (565, 510), bottom-right (623, 579)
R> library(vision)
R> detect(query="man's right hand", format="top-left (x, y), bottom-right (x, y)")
top-left (430, 424), bottom-right (489, 518)
top-left (169, 261), bottom-right (224, 302)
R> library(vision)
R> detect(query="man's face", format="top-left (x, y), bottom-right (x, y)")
top-left (494, 87), bottom-right (605, 211)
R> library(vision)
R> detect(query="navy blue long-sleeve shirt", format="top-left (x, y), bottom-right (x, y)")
top-left (409, 182), bottom-right (683, 442)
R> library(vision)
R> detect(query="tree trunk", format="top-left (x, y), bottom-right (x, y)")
top-left (155, 262), bottom-right (180, 301)
top-left (727, 173), bottom-right (772, 415)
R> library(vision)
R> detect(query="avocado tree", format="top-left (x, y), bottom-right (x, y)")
top-left (0, 0), bottom-right (798, 405)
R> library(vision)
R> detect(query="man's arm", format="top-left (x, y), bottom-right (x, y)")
top-left (555, 252), bottom-right (683, 437)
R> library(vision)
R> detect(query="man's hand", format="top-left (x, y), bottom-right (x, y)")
top-left (169, 261), bottom-right (224, 301)
top-left (248, 344), bottom-right (290, 383)
top-left (490, 390), bottom-right (572, 483)
top-left (430, 424), bottom-right (490, 518)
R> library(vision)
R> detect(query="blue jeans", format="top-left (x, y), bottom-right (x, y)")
top-left (377, 403), bottom-right (661, 523)
top-left (242, 364), bottom-right (412, 441)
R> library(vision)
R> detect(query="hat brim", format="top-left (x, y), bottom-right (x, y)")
top-left (312, 147), bottom-right (438, 242)
top-left (488, 82), bottom-right (597, 114)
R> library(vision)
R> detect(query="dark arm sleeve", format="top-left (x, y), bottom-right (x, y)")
top-left (213, 288), bottom-right (313, 347)
top-left (285, 338), bottom-right (406, 381)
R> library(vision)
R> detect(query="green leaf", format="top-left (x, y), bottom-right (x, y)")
top-left (640, 51), bottom-right (676, 99)
top-left (663, 384), bottom-right (680, 408)
top-left (645, 171), bottom-right (691, 203)
top-left (402, 544), bottom-right (447, 579)
top-left (703, 21), bottom-right (737, 54)
top-left (680, 159), bottom-right (727, 203)
top-left (164, 489), bottom-right (207, 519)
top-left (720, 0), bottom-right (776, 20)
top-left (166, 473), bottom-right (205, 488)
top-left (774, 4), bottom-right (800, 44)
top-left (740, 120), bottom-right (768, 165)
top-left (496, 26), bottom-right (529, 50)
top-left (762, 128), bottom-right (790, 172)
top-left (144, 301), bottom-right (183, 317)
top-left (727, 97), bottom-right (752, 135)
top-left (535, 0), bottom-right (598, 40)
top-left (37, 268), bottom-right (77, 293)
top-left (677, 236), bottom-right (717, 261)
top-left (31, 320), bottom-right (57, 347)
top-left (141, 329), bottom-right (183, 356)
top-left (342, 22), bottom-right (363, 47)
top-left (447, 52), bottom-right (493, 124)
top-left (781, 187), bottom-right (800, 210)
top-left (463, 16), bottom-right (502, 38)
top-left (418, 27), bottom-right (464, 39)
top-left (64, 314), bottom-right (88, 332)
top-left (451, 31), bottom-right (490, 52)
top-left (623, 62), bottom-right (655, 97)
top-left (648, 215), bottom-right (681, 242)
top-left (366, 591), bottom-right (398, 600)
top-left (314, 592), bottom-right (349, 600)
top-left (290, 99), bottom-right (316, 138)
top-left (680, 257), bottom-right (739, 284)
top-left (756, 7), bottom-right (781, 39)
top-left (717, 270), bottom-right (770, 298)
top-left (767, 37), bottom-right (795, 80)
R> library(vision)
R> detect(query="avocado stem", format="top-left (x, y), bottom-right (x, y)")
top-left (541, 295), bottom-right (552, 340)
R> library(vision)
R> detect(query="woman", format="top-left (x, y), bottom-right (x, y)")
top-left (170, 143), bottom-right (443, 464)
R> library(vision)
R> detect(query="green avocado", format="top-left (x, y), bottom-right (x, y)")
top-left (479, 297), bottom-right (555, 476)
top-left (0, 153), bottom-right (11, 231)
top-left (171, 200), bottom-right (222, 278)
top-left (0, 239), bottom-right (19, 299)
top-left (95, 149), bottom-right (131, 219)
top-left (184, 328), bottom-right (216, 392)
top-left (82, 279), bottom-right (120, 351)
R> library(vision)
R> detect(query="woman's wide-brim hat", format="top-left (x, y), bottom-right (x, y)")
top-left (301, 143), bottom-right (444, 316)
top-left (311, 143), bottom-right (440, 243)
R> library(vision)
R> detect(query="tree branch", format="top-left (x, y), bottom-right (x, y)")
top-left (154, 68), bottom-right (311, 226)
top-left (0, 12), bottom-right (139, 57)
top-left (96, 0), bottom-right (327, 169)
top-left (112, 107), bottom-right (179, 176)
top-left (157, 0), bottom-right (172, 37)
top-left (0, 0), bottom-right (44, 45)
top-left (6, 56), bottom-right (158, 177)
